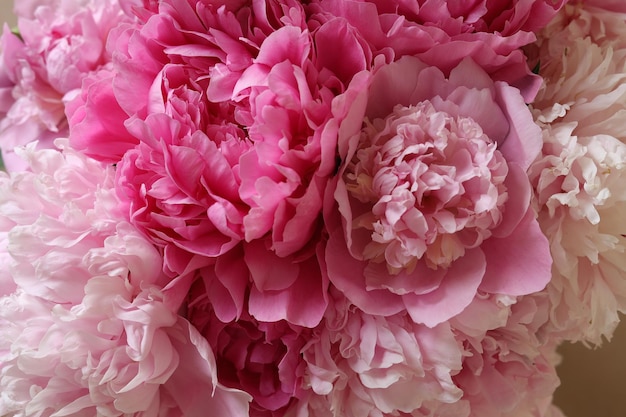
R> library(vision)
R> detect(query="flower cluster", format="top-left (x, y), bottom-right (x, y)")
top-left (2, 0), bottom-right (625, 416)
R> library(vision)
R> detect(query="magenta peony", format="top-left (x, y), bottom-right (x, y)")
top-left (65, 67), bottom-right (139, 163)
top-left (325, 56), bottom-right (552, 327)
top-left (108, 0), bottom-right (363, 326)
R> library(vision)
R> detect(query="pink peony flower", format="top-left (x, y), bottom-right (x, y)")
top-left (0, 24), bottom-right (64, 171)
top-left (158, 2), bottom-right (368, 258)
top-left (325, 56), bottom-right (552, 328)
top-left (0, 283), bottom-right (251, 416)
top-left (0, 140), bottom-right (130, 304)
top-left (528, 1), bottom-right (626, 345)
top-left (110, 0), bottom-right (363, 323)
top-left (231, 24), bottom-right (368, 256)
top-left (0, 0), bottom-right (128, 170)
top-left (365, 0), bottom-right (566, 36)
top-left (0, 142), bottom-right (251, 416)
top-left (243, 239), bottom-right (330, 327)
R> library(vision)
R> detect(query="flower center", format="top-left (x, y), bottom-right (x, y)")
top-left (344, 102), bottom-right (509, 271)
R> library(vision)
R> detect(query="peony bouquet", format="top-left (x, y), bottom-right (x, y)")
top-left (1, 0), bottom-right (625, 416)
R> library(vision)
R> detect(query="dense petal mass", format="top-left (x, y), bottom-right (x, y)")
top-left (364, 0), bottom-right (566, 35)
top-left (307, 0), bottom-right (550, 101)
top-left (528, 1), bottom-right (626, 345)
top-left (452, 295), bottom-right (561, 417)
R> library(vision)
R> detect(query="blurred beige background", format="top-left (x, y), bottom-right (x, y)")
top-left (0, 1), bottom-right (12, 27)
top-left (0, 2), bottom-right (625, 416)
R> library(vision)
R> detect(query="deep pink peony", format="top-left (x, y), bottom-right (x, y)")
top-left (229, 23), bottom-right (368, 256)
top-left (106, 0), bottom-right (371, 258)
top-left (0, 0), bottom-right (128, 170)
top-left (181, 239), bottom-right (329, 328)
top-left (116, 112), bottom-right (249, 273)
top-left (65, 66), bottom-right (138, 163)
top-left (325, 56), bottom-right (552, 327)
top-left (110, 0), bottom-right (362, 324)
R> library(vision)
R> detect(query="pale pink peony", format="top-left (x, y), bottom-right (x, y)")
top-left (0, 24), bottom-right (64, 171)
top-left (0, 282), bottom-right (248, 416)
top-left (452, 295), bottom-right (561, 417)
top-left (528, 1), bottom-right (626, 345)
top-left (294, 290), bottom-right (467, 417)
top-left (0, 142), bottom-right (251, 416)
top-left (0, 283), bottom-right (251, 416)
top-left (325, 56), bottom-right (552, 328)
top-left (0, 139), bottom-right (153, 301)
top-left (0, 0), bottom-right (128, 170)
top-left (0, 140), bottom-right (131, 304)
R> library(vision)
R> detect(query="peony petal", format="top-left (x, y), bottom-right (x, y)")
top-left (495, 81), bottom-right (543, 170)
top-left (325, 228), bottom-right (405, 317)
top-left (248, 249), bottom-right (328, 327)
top-left (244, 239), bottom-right (299, 291)
top-left (402, 249), bottom-right (486, 327)
top-left (479, 210), bottom-right (552, 295)
top-left (491, 162), bottom-right (531, 238)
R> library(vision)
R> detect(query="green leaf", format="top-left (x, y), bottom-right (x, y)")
top-left (532, 60), bottom-right (541, 75)
top-left (10, 27), bottom-right (23, 42)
